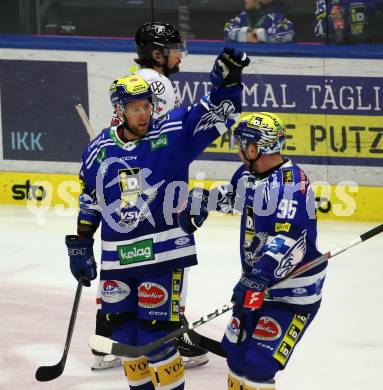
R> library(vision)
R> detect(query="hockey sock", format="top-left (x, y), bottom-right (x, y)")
top-left (123, 355), bottom-right (154, 390)
top-left (92, 309), bottom-right (114, 356)
top-left (148, 350), bottom-right (184, 389)
top-left (243, 377), bottom-right (275, 390)
top-left (228, 369), bottom-right (244, 390)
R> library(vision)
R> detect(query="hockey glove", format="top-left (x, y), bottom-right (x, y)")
top-left (210, 47), bottom-right (250, 88)
top-left (65, 235), bottom-right (97, 287)
top-left (232, 273), bottom-right (270, 312)
top-left (178, 188), bottom-right (209, 234)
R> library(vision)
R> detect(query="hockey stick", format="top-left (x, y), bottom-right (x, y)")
top-left (89, 303), bottom-right (234, 358)
top-left (35, 278), bottom-right (84, 381)
top-left (75, 103), bottom-right (97, 140)
top-left (189, 223), bottom-right (383, 356)
top-left (88, 224), bottom-right (383, 358)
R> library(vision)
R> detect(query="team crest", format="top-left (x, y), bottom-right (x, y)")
top-left (119, 167), bottom-right (141, 208)
top-left (274, 230), bottom-right (307, 278)
top-left (244, 232), bottom-right (268, 266)
top-left (116, 167), bottom-right (158, 228)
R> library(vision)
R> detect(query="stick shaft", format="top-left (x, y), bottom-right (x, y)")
top-left (75, 104), bottom-right (97, 140)
top-left (35, 279), bottom-right (83, 381)
top-left (89, 224), bottom-right (383, 358)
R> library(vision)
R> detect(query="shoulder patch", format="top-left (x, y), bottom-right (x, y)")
top-left (150, 134), bottom-right (168, 151)
top-left (282, 168), bottom-right (294, 185)
top-left (97, 148), bottom-right (107, 163)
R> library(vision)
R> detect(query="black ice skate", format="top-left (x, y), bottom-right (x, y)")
top-left (177, 333), bottom-right (209, 369)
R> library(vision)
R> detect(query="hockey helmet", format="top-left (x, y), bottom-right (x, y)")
top-left (109, 75), bottom-right (153, 111)
top-left (135, 21), bottom-right (184, 59)
top-left (232, 112), bottom-right (286, 155)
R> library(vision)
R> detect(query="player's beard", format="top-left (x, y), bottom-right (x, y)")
top-left (167, 64), bottom-right (180, 74)
top-left (129, 122), bottom-right (150, 138)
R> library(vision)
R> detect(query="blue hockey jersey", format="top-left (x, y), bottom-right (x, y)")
top-left (216, 161), bottom-right (326, 312)
top-left (224, 1), bottom-right (295, 43)
top-left (77, 86), bottom-right (241, 280)
top-left (314, 0), bottom-right (383, 42)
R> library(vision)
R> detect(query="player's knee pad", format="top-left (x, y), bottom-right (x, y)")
top-left (138, 319), bottom-right (181, 334)
top-left (112, 312), bottom-right (138, 345)
top-left (244, 349), bottom-right (279, 383)
top-left (148, 350), bottom-right (184, 390)
top-left (228, 368), bottom-right (243, 390)
top-left (226, 347), bottom-right (245, 377)
top-left (243, 378), bottom-right (275, 390)
top-left (123, 355), bottom-right (153, 389)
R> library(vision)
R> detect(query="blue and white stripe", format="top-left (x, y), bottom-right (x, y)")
top-left (101, 227), bottom-right (195, 271)
top-left (85, 138), bottom-right (115, 169)
top-left (267, 268), bottom-right (326, 305)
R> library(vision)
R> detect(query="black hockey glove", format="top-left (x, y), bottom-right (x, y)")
top-left (210, 47), bottom-right (250, 88)
top-left (178, 188), bottom-right (210, 234)
top-left (65, 235), bottom-right (97, 287)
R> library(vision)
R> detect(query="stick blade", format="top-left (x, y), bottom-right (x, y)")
top-left (88, 334), bottom-right (114, 355)
top-left (35, 363), bottom-right (64, 382)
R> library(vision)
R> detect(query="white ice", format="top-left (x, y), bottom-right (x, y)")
top-left (0, 205), bottom-right (382, 390)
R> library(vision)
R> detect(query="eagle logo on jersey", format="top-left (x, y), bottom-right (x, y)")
top-left (274, 230), bottom-right (307, 279)
top-left (244, 232), bottom-right (269, 266)
top-left (193, 100), bottom-right (236, 135)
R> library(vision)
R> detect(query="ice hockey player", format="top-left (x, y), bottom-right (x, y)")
top-left (224, 0), bottom-right (295, 43)
top-left (178, 112), bottom-right (327, 390)
top-left (111, 21), bottom-right (183, 129)
top-left (65, 48), bottom-right (249, 390)
top-left (92, 21), bottom-right (208, 371)
top-left (314, 0), bottom-right (383, 44)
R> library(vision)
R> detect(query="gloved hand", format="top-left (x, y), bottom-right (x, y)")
top-left (232, 273), bottom-right (270, 312)
top-left (65, 235), bottom-right (97, 287)
top-left (178, 188), bottom-right (209, 234)
top-left (210, 47), bottom-right (250, 88)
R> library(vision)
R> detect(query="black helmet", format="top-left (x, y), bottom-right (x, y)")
top-left (135, 21), bottom-right (182, 61)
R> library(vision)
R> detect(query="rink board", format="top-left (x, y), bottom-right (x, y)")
top-left (0, 42), bottom-right (382, 186)
top-left (0, 171), bottom-right (381, 222)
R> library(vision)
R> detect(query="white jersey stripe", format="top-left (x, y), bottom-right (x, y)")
top-left (86, 141), bottom-right (115, 169)
top-left (102, 227), bottom-right (188, 251)
top-left (269, 293), bottom-right (323, 305)
top-left (85, 138), bottom-right (113, 165)
top-left (144, 126), bottom-right (183, 140)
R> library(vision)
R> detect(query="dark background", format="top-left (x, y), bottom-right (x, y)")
top-left (2, 0), bottom-right (380, 43)
top-left (0, 59), bottom-right (89, 162)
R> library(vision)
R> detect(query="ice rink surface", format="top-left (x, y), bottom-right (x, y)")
top-left (1, 205), bottom-right (382, 390)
